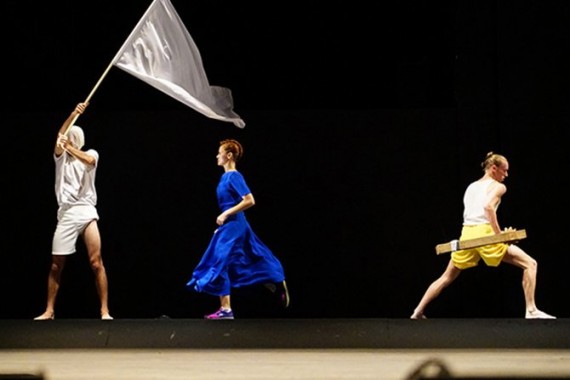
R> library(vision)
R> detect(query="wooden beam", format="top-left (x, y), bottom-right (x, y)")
top-left (435, 229), bottom-right (527, 255)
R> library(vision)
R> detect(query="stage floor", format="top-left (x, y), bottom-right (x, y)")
top-left (2, 348), bottom-right (570, 380)
top-left (1, 319), bottom-right (569, 379)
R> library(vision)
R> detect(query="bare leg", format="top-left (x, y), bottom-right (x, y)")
top-left (83, 221), bottom-right (112, 320)
top-left (220, 295), bottom-right (231, 310)
top-left (502, 244), bottom-right (555, 319)
top-left (411, 260), bottom-right (461, 319)
top-left (34, 255), bottom-right (67, 320)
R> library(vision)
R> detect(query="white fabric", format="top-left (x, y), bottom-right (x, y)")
top-left (462, 179), bottom-right (498, 225)
top-left (111, 0), bottom-right (245, 128)
top-left (54, 150), bottom-right (98, 208)
top-left (68, 125), bottom-right (85, 149)
top-left (52, 205), bottom-right (99, 255)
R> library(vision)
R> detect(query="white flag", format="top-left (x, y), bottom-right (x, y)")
top-left (111, 0), bottom-right (245, 128)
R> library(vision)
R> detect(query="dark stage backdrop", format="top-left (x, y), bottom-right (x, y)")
top-left (2, 1), bottom-right (569, 319)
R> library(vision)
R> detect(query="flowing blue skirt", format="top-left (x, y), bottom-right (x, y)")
top-left (186, 213), bottom-right (285, 296)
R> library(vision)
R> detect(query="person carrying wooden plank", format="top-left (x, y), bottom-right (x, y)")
top-left (410, 152), bottom-right (555, 319)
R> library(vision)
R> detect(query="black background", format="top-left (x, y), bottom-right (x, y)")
top-left (3, 1), bottom-right (569, 319)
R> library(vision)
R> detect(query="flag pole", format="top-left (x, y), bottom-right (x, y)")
top-left (63, 0), bottom-right (158, 135)
top-left (63, 61), bottom-right (115, 135)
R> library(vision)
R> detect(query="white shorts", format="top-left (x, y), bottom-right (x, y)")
top-left (52, 205), bottom-right (99, 255)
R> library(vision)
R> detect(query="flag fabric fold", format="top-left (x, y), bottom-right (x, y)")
top-left (111, 0), bottom-right (245, 128)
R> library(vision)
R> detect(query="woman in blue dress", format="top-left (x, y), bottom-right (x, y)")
top-left (186, 139), bottom-right (289, 319)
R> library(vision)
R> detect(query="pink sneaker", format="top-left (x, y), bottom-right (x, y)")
top-left (204, 308), bottom-right (234, 320)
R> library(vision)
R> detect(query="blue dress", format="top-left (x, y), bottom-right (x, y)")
top-left (186, 171), bottom-right (286, 296)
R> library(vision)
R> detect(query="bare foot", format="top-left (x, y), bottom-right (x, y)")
top-left (34, 312), bottom-right (54, 321)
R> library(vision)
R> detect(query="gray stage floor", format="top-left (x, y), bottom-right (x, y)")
top-left (1, 319), bottom-right (569, 379)
top-left (1, 318), bottom-right (568, 349)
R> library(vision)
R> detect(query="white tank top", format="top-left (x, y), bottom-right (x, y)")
top-left (462, 178), bottom-right (499, 225)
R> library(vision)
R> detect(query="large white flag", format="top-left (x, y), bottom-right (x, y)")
top-left (111, 0), bottom-right (245, 128)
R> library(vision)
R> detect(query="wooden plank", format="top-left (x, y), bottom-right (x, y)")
top-left (435, 229), bottom-right (527, 255)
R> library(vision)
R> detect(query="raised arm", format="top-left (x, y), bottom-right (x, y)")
top-left (54, 102), bottom-right (88, 156)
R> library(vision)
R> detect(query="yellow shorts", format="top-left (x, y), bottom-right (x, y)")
top-left (451, 224), bottom-right (509, 269)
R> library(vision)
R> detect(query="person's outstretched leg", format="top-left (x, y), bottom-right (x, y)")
top-left (502, 245), bottom-right (555, 319)
top-left (84, 221), bottom-right (112, 320)
top-left (35, 255), bottom-right (66, 320)
top-left (411, 260), bottom-right (461, 319)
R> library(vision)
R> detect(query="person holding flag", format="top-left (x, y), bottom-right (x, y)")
top-left (35, 102), bottom-right (113, 321)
